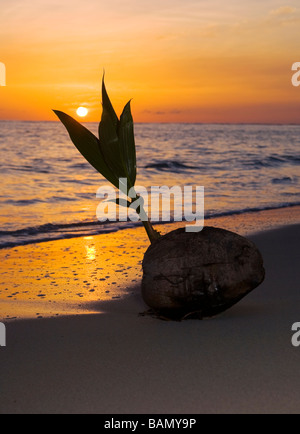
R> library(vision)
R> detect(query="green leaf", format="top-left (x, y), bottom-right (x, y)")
top-left (118, 100), bottom-right (137, 187)
top-left (99, 76), bottom-right (119, 138)
top-left (53, 110), bottom-right (120, 189)
top-left (98, 104), bottom-right (129, 193)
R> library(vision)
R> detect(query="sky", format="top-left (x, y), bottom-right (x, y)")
top-left (0, 0), bottom-right (300, 123)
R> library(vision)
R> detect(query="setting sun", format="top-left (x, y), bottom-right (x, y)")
top-left (76, 107), bottom-right (88, 117)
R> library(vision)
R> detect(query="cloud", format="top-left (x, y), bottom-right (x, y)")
top-left (267, 5), bottom-right (300, 27)
top-left (270, 6), bottom-right (296, 16)
top-left (143, 109), bottom-right (183, 116)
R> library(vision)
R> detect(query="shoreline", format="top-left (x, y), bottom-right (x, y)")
top-left (0, 205), bottom-right (300, 322)
top-left (0, 222), bottom-right (299, 413)
top-left (1, 203), bottom-right (300, 251)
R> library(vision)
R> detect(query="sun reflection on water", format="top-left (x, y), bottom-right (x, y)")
top-left (84, 237), bottom-right (96, 261)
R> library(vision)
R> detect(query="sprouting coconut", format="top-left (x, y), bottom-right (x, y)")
top-left (54, 77), bottom-right (265, 320)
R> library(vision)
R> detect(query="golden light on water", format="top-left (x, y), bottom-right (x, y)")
top-left (76, 107), bottom-right (88, 117)
top-left (85, 245), bottom-right (96, 261)
top-left (84, 237), bottom-right (96, 261)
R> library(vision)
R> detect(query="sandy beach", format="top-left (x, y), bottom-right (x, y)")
top-left (0, 207), bottom-right (299, 414)
top-left (2, 0), bottom-right (300, 416)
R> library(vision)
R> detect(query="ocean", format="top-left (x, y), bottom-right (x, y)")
top-left (0, 121), bottom-right (299, 248)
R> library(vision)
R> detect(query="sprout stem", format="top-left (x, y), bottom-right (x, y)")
top-left (142, 220), bottom-right (161, 244)
top-left (131, 189), bottom-right (160, 244)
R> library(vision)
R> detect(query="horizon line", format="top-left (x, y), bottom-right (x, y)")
top-left (1, 119), bottom-right (300, 126)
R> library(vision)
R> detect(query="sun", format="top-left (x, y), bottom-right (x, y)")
top-left (76, 107), bottom-right (88, 117)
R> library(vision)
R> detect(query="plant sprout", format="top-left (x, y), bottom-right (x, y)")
top-left (54, 77), bottom-right (160, 244)
top-left (54, 77), bottom-right (265, 319)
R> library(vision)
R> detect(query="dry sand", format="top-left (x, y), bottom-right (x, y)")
top-left (0, 209), bottom-right (300, 413)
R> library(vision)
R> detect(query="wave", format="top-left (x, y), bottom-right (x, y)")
top-left (144, 160), bottom-right (197, 171)
top-left (0, 221), bottom-right (103, 237)
top-left (272, 177), bottom-right (294, 184)
top-left (144, 154), bottom-right (300, 172)
top-left (3, 198), bottom-right (46, 206)
top-left (0, 164), bottom-right (51, 174)
top-left (0, 220), bottom-right (126, 249)
top-left (1, 202), bottom-right (299, 250)
top-left (204, 202), bottom-right (300, 218)
top-left (244, 155), bottom-right (300, 169)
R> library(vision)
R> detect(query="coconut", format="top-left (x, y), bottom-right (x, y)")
top-left (142, 227), bottom-right (265, 319)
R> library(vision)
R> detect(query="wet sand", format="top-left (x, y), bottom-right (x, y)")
top-left (0, 205), bottom-right (299, 321)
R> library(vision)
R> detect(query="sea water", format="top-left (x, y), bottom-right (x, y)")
top-left (0, 121), bottom-right (299, 248)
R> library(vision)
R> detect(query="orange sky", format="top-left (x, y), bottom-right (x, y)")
top-left (0, 0), bottom-right (300, 123)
